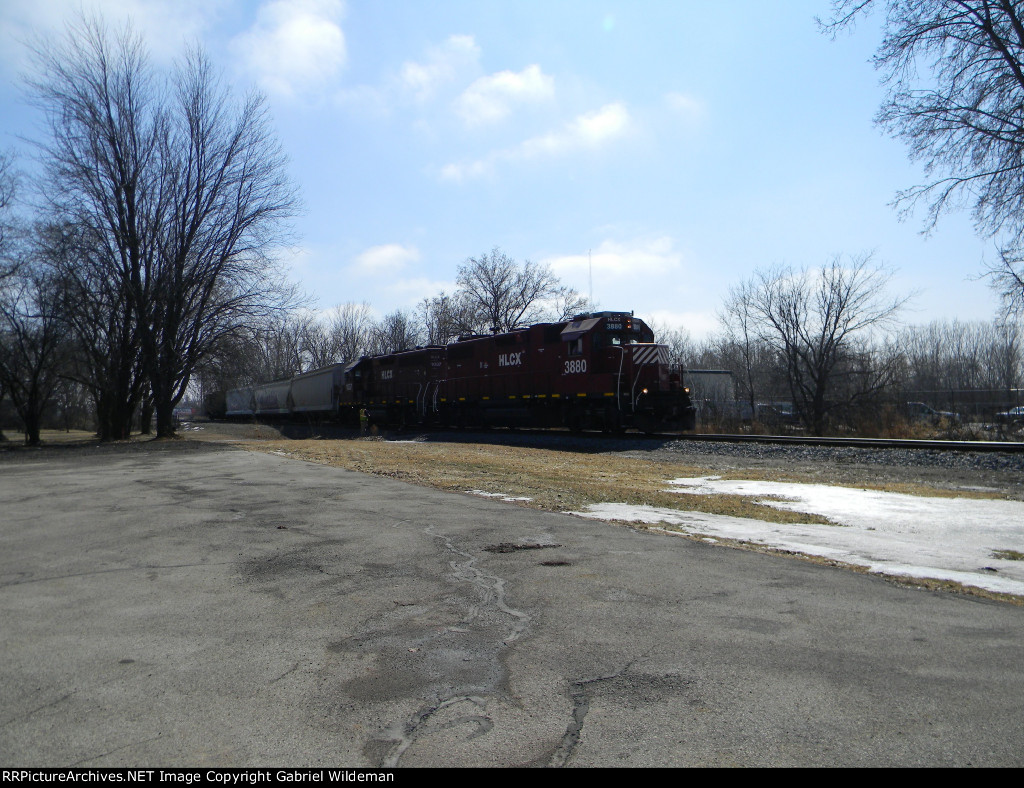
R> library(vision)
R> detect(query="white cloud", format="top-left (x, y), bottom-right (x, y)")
top-left (400, 34), bottom-right (480, 103)
top-left (440, 159), bottom-right (493, 181)
top-left (520, 102), bottom-right (630, 157)
top-left (351, 243), bottom-right (420, 275)
top-left (540, 237), bottom-right (715, 333)
top-left (546, 237), bottom-right (681, 278)
top-left (335, 34), bottom-right (480, 115)
top-left (441, 102), bottom-right (631, 181)
top-left (230, 0), bottom-right (346, 98)
top-left (454, 64), bottom-right (554, 125)
top-left (664, 91), bottom-right (706, 122)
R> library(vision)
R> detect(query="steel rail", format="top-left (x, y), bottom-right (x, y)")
top-left (644, 431), bottom-right (1024, 453)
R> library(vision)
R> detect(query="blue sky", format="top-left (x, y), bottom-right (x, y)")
top-left (0, 0), bottom-right (1006, 337)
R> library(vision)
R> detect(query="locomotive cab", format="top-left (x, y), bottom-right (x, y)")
top-left (558, 312), bottom-right (695, 431)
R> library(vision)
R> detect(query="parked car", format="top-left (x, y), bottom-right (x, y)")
top-left (905, 402), bottom-right (960, 424)
top-left (995, 405), bottom-right (1024, 429)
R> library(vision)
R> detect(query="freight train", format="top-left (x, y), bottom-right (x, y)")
top-left (207, 311), bottom-right (696, 432)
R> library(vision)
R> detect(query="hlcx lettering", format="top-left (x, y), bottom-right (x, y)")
top-left (499, 352), bottom-right (523, 367)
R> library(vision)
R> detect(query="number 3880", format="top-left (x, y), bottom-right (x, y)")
top-left (564, 359), bottom-right (587, 374)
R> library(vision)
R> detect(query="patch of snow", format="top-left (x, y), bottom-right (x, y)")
top-left (570, 478), bottom-right (1024, 597)
top-left (466, 490), bottom-right (533, 502)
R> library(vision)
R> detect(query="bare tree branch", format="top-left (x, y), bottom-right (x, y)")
top-left (825, 0), bottom-right (1024, 310)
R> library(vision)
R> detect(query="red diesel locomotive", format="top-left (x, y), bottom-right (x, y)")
top-left (350, 311), bottom-right (695, 432)
top-left (215, 311), bottom-right (696, 432)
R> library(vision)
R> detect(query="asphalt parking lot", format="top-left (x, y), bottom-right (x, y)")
top-left (2, 441), bottom-right (1023, 767)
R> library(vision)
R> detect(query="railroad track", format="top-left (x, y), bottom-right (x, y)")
top-left (643, 431), bottom-right (1024, 453)
top-left (440, 424), bottom-right (1024, 453)
top-left (200, 417), bottom-right (1024, 454)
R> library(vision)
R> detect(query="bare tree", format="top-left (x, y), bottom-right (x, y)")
top-left (742, 254), bottom-right (908, 434)
top-left (28, 20), bottom-right (159, 439)
top-left (897, 317), bottom-right (1023, 396)
top-left (0, 151), bottom-right (16, 270)
top-left (825, 1), bottom-right (1024, 311)
top-left (246, 312), bottom-right (313, 382)
top-left (0, 151), bottom-right (18, 441)
top-left (143, 49), bottom-right (298, 436)
top-left (42, 220), bottom-right (147, 440)
top-left (299, 318), bottom-right (334, 370)
top-left (0, 245), bottom-right (70, 445)
top-left (549, 287), bottom-right (593, 323)
top-left (456, 248), bottom-right (568, 333)
top-left (991, 319), bottom-right (1024, 393)
top-left (720, 280), bottom-right (764, 423)
top-left (368, 308), bottom-right (423, 356)
top-left (28, 16), bottom-right (298, 439)
top-left (645, 320), bottom-right (695, 367)
top-left (990, 250), bottom-right (1024, 317)
top-left (326, 301), bottom-right (374, 361)
top-left (417, 292), bottom-right (475, 345)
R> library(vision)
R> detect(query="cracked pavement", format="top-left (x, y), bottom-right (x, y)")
top-left (2, 441), bottom-right (1023, 767)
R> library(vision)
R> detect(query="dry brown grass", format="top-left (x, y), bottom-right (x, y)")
top-left (239, 436), bottom-right (1008, 526)
top-left (0, 429), bottom-right (98, 446)
top-left (254, 437), bottom-right (832, 524)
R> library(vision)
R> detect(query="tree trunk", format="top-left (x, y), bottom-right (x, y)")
top-left (96, 391), bottom-right (136, 441)
top-left (24, 417), bottom-right (41, 447)
top-left (155, 391), bottom-right (176, 439)
top-left (140, 396), bottom-right (153, 435)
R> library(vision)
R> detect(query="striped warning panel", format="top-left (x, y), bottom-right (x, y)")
top-left (632, 344), bottom-right (669, 366)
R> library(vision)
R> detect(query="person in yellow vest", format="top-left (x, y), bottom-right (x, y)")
top-left (359, 407), bottom-right (369, 436)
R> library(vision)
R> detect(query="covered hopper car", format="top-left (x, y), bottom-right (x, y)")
top-left (209, 311), bottom-right (696, 432)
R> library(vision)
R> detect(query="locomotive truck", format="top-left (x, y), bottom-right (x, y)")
top-left (211, 311), bottom-right (696, 433)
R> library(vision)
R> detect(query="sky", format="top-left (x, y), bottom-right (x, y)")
top-left (0, 0), bottom-right (1010, 338)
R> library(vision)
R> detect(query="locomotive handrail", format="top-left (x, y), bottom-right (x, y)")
top-left (614, 345), bottom-right (625, 413)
